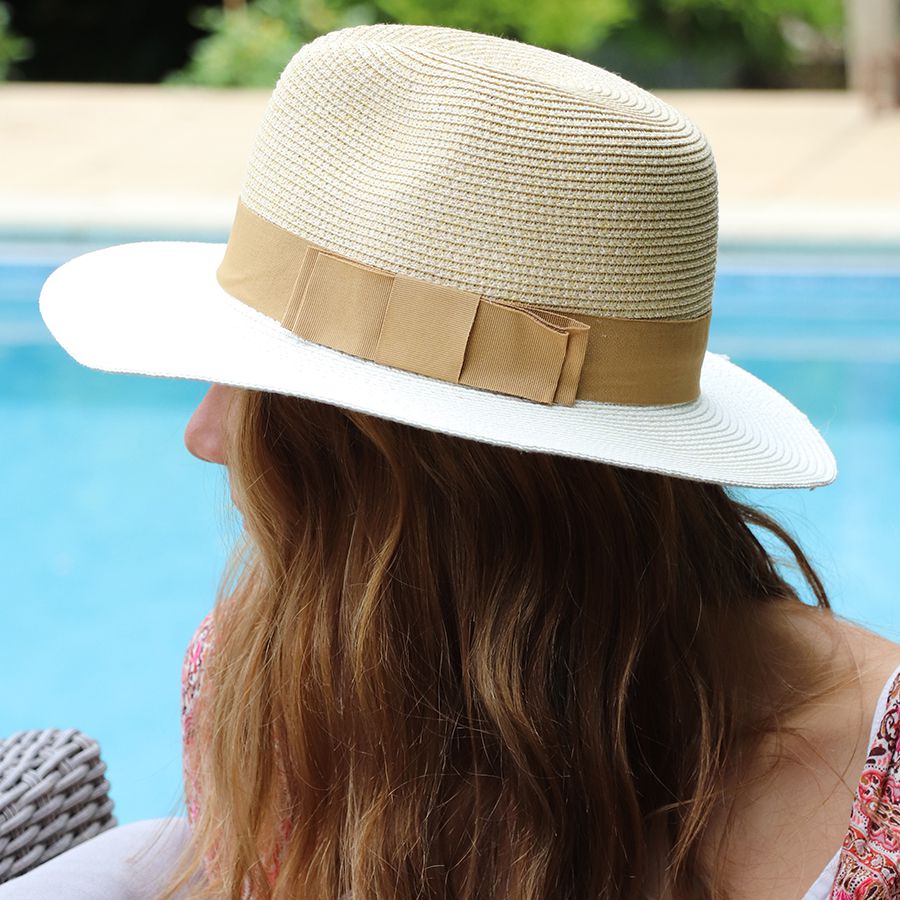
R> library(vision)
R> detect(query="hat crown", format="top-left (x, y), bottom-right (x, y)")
top-left (240, 24), bottom-right (718, 321)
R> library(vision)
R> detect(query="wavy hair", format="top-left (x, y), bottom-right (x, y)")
top-left (158, 387), bottom-right (857, 900)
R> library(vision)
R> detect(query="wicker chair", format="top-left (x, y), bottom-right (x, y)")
top-left (0, 729), bottom-right (116, 884)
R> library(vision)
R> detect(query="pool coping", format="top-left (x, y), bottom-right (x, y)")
top-left (2, 204), bottom-right (899, 250)
top-left (2, 84), bottom-right (898, 248)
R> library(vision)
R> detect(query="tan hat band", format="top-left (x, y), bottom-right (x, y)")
top-left (215, 200), bottom-right (711, 407)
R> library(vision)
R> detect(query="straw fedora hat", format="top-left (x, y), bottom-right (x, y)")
top-left (38, 24), bottom-right (836, 489)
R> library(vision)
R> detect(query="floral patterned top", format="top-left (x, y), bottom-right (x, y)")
top-left (181, 609), bottom-right (214, 827)
top-left (181, 609), bottom-right (288, 892)
top-left (182, 612), bottom-right (900, 899)
top-left (803, 662), bottom-right (900, 900)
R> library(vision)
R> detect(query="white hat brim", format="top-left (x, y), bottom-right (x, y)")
top-left (39, 240), bottom-right (837, 490)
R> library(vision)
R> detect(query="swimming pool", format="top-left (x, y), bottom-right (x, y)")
top-left (2, 236), bottom-right (899, 826)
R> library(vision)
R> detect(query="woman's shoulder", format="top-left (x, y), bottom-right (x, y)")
top-left (804, 611), bottom-right (900, 752)
top-left (777, 601), bottom-right (900, 707)
top-left (836, 607), bottom-right (900, 656)
top-left (837, 614), bottom-right (900, 705)
top-left (707, 608), bottom-right (900, 900)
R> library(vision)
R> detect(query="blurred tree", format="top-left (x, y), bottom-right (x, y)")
top-left (0, 1), bottom-right (31, 79)
top-left (371, 0), bottom-right (633, 54)
top-left (594, 0), bottom-right (844, 88)
top-left (165, 0), bottom-right (377, 86)
top-left (6, 0), bottom-right (845, 87)
top-left (167, 0), bottom-right (635, 86)
top-left (168, 0), bottom-right (844, 88)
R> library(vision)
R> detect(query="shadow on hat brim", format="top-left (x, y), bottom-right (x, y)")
top-left (38, 240), bottom-right (837, 490)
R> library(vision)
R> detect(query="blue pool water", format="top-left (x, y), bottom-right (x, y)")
top-left (1, 237), bottom-right (899, 826)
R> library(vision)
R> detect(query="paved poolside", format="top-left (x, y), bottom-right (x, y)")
top-left (1, 83), bottom-right (898, 243)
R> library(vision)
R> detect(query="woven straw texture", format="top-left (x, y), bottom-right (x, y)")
top-left (241, 24), bottom-right (718, 321)
top-left (0, 729), bottom-right (117, 883)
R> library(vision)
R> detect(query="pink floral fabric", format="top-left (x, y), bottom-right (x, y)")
top-left (830, 668), bottom-right (900, 898)
top-left (181, 609), bottom-right (214, 827)
top-left (181, 609), bottom-right (287, 890)
top-left (183, 612), bottom-right (900, 899)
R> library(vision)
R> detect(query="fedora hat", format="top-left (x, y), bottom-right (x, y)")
top-left (38, 24), bottom-right (836, 489)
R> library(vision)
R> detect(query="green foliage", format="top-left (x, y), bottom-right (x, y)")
top-left (373, 0), bottom-right (634, 55)
top-left (660, 0), bottom-right (842, 65)
top-left (165, 0), bottom-right (376, 87)
top-left (592, 0), bottom-right (844, 87)
top-left (166, 0), bottom-right (845, 89)
top-left (0, 2), bottom-right (32, 81)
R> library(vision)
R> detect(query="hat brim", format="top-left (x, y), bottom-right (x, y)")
top-left (39, 240), bottom-right (836, 490)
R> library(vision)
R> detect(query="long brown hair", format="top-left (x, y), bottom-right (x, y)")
top-left (158, 387), bottom-right (857, 900)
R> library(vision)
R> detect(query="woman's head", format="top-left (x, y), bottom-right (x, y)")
top-left (163, 386), bottom-right (851, 900)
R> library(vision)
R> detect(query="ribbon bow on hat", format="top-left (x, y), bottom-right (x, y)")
top-left (216, 200), bottom-right (711, 408)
